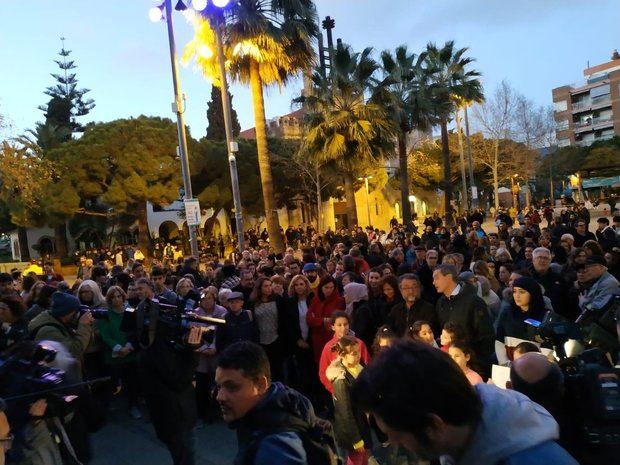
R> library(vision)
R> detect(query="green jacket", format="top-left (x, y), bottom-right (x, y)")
top-left (97, 309), bottom-right (136, 364)
top-left (27, 311), bottom-right (93, 369)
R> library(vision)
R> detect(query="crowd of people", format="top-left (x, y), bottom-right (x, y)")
top-left (0, 204), bottom-right (619, 465)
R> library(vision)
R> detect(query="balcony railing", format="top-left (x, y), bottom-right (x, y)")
top-left (574, 116), bottom-right (612, 129)
top-left (572, 100), bottom-right (590, 111)
top-left (591, 95), bottom-right (611, 106)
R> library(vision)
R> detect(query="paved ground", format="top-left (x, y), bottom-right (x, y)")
top-left (91, 403), bottom-right (236, 465)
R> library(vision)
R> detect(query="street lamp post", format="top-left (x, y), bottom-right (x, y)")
top-left (161, 0), bottom-right (199, 257)
top-left (212, 8), bottom-right (245, 251)
top-left (358, 176), bottom-right (373, 227)
top-left (463, 103), bottom-right (477, 209)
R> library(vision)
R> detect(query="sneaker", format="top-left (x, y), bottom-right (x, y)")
top-left (129, 406), bottom-right (142, 419)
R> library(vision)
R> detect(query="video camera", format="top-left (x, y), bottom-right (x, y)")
top-left (78, 304), bottom-right (109, 321)
top-left (0, 344), bottom-right (106, 419)
top-left (121, 298), bottom-right (225, 350)
top-left (533, 311), bottom-right (620, 448)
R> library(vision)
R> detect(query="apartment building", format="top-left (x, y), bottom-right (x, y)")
top-left (552, 50), bottom-right (620, 147)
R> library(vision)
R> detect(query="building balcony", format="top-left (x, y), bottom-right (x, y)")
top-left (569, 78), bottom-right (610, 95)
top-left (571, 95), bottom-right (611, 114)
top-left (573, 116), bottom-right (614, 133)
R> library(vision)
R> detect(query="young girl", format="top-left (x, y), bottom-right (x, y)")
top-left (439, 321), bottom-right (463, 352)
top-left (409, 320), bottom-right (437, 347)
top-left (371, 325), bottom-right (397, 355)
top-left (319, 311), bottom-right (370, 395)
top-left (448, 341), bottom-right (483, 385)
top-left (332, 336), bottom-right (372, 465)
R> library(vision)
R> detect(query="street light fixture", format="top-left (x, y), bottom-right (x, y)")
top-left (189, 0), bottom-right (245, 251)
top-left (358, 175), bottom-right (373, 227)
top-left (149, 0), bottom-right (199, 257)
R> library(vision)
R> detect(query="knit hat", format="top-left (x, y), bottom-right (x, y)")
top-left (344, 282), bottom-right (368, 315)
top-left (50, 291), bottom-right (81, 317)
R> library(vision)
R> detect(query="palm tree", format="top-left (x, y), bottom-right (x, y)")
top-left (373, 45), bottom-right (436, 231)
top-left (425, 41), bottom-right (482, 225)
top-left (297, 43), bottom-right (394, 227)
top-left (185, 1), bottom-right (318, 252)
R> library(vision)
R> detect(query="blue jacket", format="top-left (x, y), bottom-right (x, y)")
top-left (444, 384), bottom-right (578, 465)
top-left (232, 382), bottom-right (313, 465)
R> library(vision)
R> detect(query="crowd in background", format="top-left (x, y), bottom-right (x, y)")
top-left (1, 203), bottom-right (619, 465)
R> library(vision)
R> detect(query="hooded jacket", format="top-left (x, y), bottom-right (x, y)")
top-left (444, 383), bottom-right (577, 465)
top-left (232, 382), bottom-right (317, 465)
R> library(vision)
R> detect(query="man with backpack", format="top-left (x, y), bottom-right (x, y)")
top-left (215, 341), bottom-right (340, 465)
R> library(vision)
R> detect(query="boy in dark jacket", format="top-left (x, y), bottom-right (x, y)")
top-left (216, 292), bottom-right (258, 352)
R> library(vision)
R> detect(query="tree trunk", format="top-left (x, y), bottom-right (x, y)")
top-left (249, 60), bottom-right (284, 252)
top-left (343, 171), bottom-right (358, 228)
top-left (398, 133), bottom-right (412, 231)
top-left (493, 140), bottom-right (500, 210)
top-left (315, 163), bottom-right (322, 233)
top-left (440, 119), bottom-right (454, 226)
top-left (456, 111), bottom-right (468, 211)
top-left (53, 223), bottom-right (68, 258)
top-left (137, 203), bottom-right (151, 258)
top-left (17, 227), bottom-right (30, 261)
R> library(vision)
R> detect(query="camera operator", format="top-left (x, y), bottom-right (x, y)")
top-left (27, 292), bottom-right (93, 378)
top-left (2, 341), bottom-right (82, 465)
top-left (130, 277), bottom-right (200, 465)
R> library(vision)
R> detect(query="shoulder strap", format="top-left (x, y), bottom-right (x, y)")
top-left (30, 321), bottom-right (67, 341)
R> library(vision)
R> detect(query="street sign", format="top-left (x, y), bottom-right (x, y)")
top-left (184, 199), bottom-right (202, 226)
top-left (471, 186), bottom-right (478, 199)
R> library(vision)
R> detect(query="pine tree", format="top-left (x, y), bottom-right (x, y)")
top-left (38, 37), bottom-right (95, 135)
top-left (206, 86), bottom-right (241, 140)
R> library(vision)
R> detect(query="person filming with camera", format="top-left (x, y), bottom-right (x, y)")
top-left (27, 292), bottom-right (94, 377)
top-left (127, 277), bottom-right (202, 465)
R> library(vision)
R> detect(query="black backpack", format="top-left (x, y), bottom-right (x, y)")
top-left (244, 415), bottom-right (341, 465)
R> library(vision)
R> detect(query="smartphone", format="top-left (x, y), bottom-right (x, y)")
top-left (524, 318), bottom-right (541, 328)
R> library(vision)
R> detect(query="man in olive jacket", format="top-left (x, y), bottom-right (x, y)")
top-left (433, 265), bottom-right (494, 377)
top-left (28, 291), bottom-right (94, 377)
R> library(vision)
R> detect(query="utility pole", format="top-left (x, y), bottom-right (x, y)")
top-left (463, 104), bottom-right (477, 209)
top-left (214, 15), bottom-right (245, 251)
top-left (164, 0), bottom-right (198, 257)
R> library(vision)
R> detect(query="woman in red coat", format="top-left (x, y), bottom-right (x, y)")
top-left (306, 275), bottom-right (345, 364)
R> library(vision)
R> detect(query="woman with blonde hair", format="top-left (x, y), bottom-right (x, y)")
top-left (76, 279), bottom-right (106, 309)
top-left (285, 274), bottom-right (317, 402)
top-left (99, 286), bottom-right (141, 418)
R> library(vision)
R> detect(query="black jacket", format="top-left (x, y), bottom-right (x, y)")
top-left (436, 282), bottom-right (494, 376)
top-left (333, 365), bottom-right (372, 450)
top-left (350, 300), bottom-right (375, 350)
top-left (388, 299), bottom-right (437, 337)
top-left (596, 227), bottom-right (617, 252)
top-left (528, 267), bottom-right (569, 317)
top-left (283, 293), bottom-right (314, 349)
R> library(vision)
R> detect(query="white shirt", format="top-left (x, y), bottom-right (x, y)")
top-left (450, 284), bottom-right (461, 297)
top-left (298, 299), bottom-right (309, 341)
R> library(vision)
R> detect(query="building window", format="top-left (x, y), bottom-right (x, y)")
top-left (590, 84), bottom-right (610, 99)
top-left (554, 100), bottom-right (567, 113)
top-left (555, 120), bottom-right (569, 131)
top-left (557, 138), bottom-right (570, 147)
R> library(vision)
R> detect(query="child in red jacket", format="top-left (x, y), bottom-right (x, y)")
top-left (319, 311), bottom-right (370, 394)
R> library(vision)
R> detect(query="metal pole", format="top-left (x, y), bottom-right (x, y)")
top-left (365, 177), bottom-right (371, 227)
top-left (549, 151), bottom-right (555, 206)
top-left (456, 109), bottom-right (468, 211)
top-left (463, 104), bottom-right (477, 209)
top-left (164, 0), bottom-right (199, 257)
top-left (214, 17), bottom-right (245, 251)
